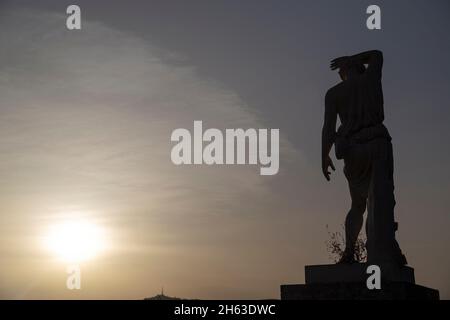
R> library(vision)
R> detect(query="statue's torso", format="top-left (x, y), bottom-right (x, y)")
top-left (331, 73), bottom-right (385, 138)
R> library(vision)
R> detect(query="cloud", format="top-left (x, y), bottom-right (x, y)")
top-left (0, 8), bottom-right (298, 210)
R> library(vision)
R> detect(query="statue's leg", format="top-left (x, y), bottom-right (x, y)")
top-left (367, 139), bottom-right (406, 265)
top-left (341, 144), bottom-right (371, 262)
top-left (343, 184), bottom-right (368, 258)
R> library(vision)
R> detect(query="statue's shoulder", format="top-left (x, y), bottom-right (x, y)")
top-left (326, 82), bottom-right (344, 100)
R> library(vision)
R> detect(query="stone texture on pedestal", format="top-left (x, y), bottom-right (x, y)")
top-left (281, 263), bottom-right (439, 300)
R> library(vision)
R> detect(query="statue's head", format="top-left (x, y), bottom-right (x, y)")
top-left (339, 63), bottom-right (366, 81)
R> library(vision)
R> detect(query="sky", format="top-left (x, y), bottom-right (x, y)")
top-left (0, 0), bottom-right (449, 299)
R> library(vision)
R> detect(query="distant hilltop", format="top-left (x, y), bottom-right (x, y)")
top-left (144, 294), bottom-right (181, 300)
top-left (144, 293), bottom-right (181, 300)
top-left (144, 288), bottom-right (181, 300)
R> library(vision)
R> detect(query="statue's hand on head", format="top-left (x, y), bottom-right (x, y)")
top-left (322, 155), bottom-right (336, 181)
top-left (330, 56), bottom-right (351, 70)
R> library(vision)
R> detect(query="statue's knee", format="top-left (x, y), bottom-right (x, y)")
top-left (350, 201), bottom-right (366, 216)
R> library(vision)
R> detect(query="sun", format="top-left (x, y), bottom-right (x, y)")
top-left (44, 220), bottom-right (106, 263)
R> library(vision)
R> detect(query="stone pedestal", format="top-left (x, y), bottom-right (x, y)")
top-left (281, 263), bottom-right (439, 300)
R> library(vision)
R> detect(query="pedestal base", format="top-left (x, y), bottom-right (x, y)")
top-left (281, 282), bottom-right (439, 300)
top-left (281, 263), bottom-right (439, 300)
top-left (305, 263), bottom-right (415, 284)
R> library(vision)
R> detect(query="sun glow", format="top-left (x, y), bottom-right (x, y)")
top-left (44, 220), bottom-right (106, 263)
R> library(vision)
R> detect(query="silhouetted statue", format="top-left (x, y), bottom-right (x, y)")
top-left (322, 50), bottom-right (407, 266)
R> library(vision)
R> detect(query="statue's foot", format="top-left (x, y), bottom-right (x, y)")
top-left (337, 252), bottom-right (356, 264)
top-left (397, 253), bottom-right (407, 266)
top-left (392, 243), bottom-right (408, 265)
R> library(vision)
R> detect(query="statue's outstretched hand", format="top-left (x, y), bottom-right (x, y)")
top-left (322, 156), bottom-right (336, 181)
top-left (330, 56), bottom-right (351, 70)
